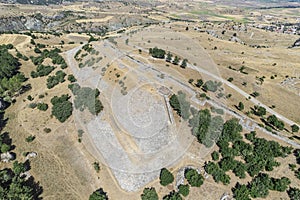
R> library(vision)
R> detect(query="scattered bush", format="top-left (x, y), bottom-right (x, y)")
top-left (46, 70), bottom-right (66, 89)
top-left (25, 135), bottom-right (35, 142)
top-left (37, 103), bottom-right (48, 111)
top-left (43, 128), bottom-right (51, 133)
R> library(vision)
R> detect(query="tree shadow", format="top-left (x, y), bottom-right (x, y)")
top-left (25, 176), bottom-right (43, 200)
top-left (0, 112), bottom-right (8, 132)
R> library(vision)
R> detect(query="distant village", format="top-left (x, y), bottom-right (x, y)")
top-left (251, 14), bottom-right (300, 35)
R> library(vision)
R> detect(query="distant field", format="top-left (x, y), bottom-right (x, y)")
top-left (75, 16), bottom-right (113, 23)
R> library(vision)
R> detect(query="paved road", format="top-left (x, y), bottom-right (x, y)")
top-left (187, 63), bottom-right (299, 127)
top-left (134, 44), bottom-right (298, 127)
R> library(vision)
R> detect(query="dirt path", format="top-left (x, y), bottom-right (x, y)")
top-left (188, 62), bottom-right (299, 127)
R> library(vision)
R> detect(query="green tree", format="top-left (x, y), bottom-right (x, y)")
top-left (163, 191), bottom-right (182, 200)
top-left (287, 187), bottom-right (300, 200)
top-left (184, 168), bottom-right (204, 187)
top-left (219, 157), bottom-right (237, 172)
top-left (203, 80), bottom-right (219, 92)
top-left (249, 173), bottom-right (270, 198)
top-left (188, 79), bottom-right (194, 84)
top-left (178, 184), bottom-right (189, 197)
top-left (12, 161), bottom-right (26, 175)
top-left (251, 91), bottom-right (260, 98)
top-left (0, 143), bottom-right (10, 153)
top-left (238, 102), bottom-right (244, 111)
top-left (160, 168), bottom-right (174, 186)
top-left (37, 103), bottom-right (48, 111)
top-left (232, 183), bottom-right (250, 200)
top-left (93, 162), bottom-right (100, 173)
top-left (227, 77), bottom-right (233, 82)
top-left (166, 52), bottom-right (172, 62)
top-left (195, 79), bottom-right (203, 88)
top-left (51, 95), bottom-right (73, 123)
top-left (233, 161), bottom-right (246, 179)
top-left (291, 124), bottom-right (299, 133)
top-left (68, 74), bottom-right (77, 83)
top-left (191, 109), bottom-right (211, 147)
top-left (211, 151), bottom-right (219, 161)
top-left (169, 92), bottom-right (190, 120)
top-left (70, 85), bottom-right (103, 116)
top-left (267, 115), bottom-right (284, 130)
top-left (254, 106), bottom-right (266, 116)
top-left (180, 59), bottom-right (188, 68)
top-left (172, 56), bottom-right (180, 65)
top-left (269, 177), bottom-right (290, 192)
top-left (149, 47), bottom-right (166, 59)
top-left (89, 188), bottom-right (108, 200)
top-left (25, 135), bottom-right (35, 143)
top-left (0, 45), bottom-right (20, 79)
top-left (141, 187), bottom-right (158, 200)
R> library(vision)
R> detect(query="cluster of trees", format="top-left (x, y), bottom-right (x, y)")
top-left (46, 70), bottom-right (66, 89)
top-left (0, 44), bottom-right (20, 79)
top-left (200, 117), bottom-right (294, 198)
top-left (245, 131), bottom-right (292, 176)
top-left (158, 167), bottom-right (193, 199)
top-left (31, 65), bottom-right (55, 78)
top-left (149, 47), bottom-right (166, 59)
top-left (0, 73), bottom-right (27, 98)
top-left (69, 83), bottom-right (103, 116)
top-left (82, 43), bottom-right (94, 53)
top-left (232, 173), bottom-right (291, 199)
top-left (149, 48), bottom-right (188, 68)
top-left (0, 44), bottom-right (27, 98)
top-left (165, 52), bottom-right (187, 68)
top-left (267, 115), bottom-right (285, 131)
top-left (205, 161), bottom-right (231, 185)
top-left (287, 187), bottom-right (300, 200)
top-left (74, 44), bottom-right (98, 62)
top-left (0, 161), bottom-right (43, 199)
top-left (202, 80), bottom-right (221, 93)
top-left (16, 51), bottom-right (29, 61)
top-left (169, 91), bottom-right (191, 120)
top-left (0, 43), bottom-right (42, 198)
top-left (51, 94), bottom-right (73, 123)
top-left (184, 168), bottom-right (204, 187)
top-left (189, 109), bottom-right (223, 148)
top-left (89, 188), bottom-right (108, 200)
top-left (30, 48), bottom-right (67, 69)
